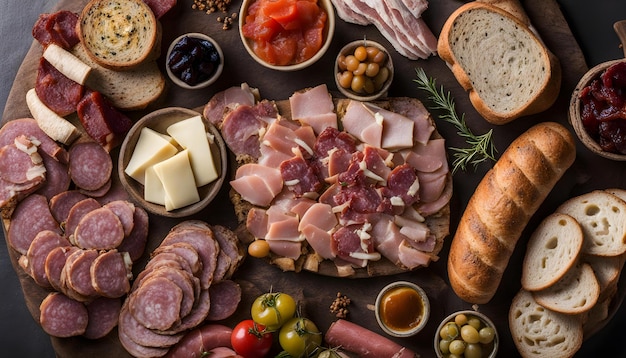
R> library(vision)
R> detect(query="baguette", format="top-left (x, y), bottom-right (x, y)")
top-left (437, 2), bottom-right (561, 125)
top-left (448, 122), bottom-right (576, 304)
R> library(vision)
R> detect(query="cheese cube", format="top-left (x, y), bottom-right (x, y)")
top-left (143, 165), bottom-right (166, 205)
top-left (152, 150), bottom-right (200, 211)
top-left (125, 127), bottom-right (178, 185)
top-left (166, 115), bottom-right (218, 187)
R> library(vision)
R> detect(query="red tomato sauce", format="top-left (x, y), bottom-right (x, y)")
top-left (242, 0), bottom-right (327, 66)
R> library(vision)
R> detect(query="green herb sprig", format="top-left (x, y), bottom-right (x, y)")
top-left (414, 67), bottom-right (497, 174)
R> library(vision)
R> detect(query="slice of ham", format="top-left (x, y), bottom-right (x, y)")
top-left (231, 163), bottom-right (282, 207)
top-left (203, 83), bottom-right (257, 125)
top-left (289, 84), bottom-right (338, 135)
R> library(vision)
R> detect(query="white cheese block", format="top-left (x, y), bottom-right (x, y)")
top-left (166, 115), bottom-right (218, 187)
top-left (143, 165), bottom-right (166, 206)
top-left (152, 149), bottom-right (200, 211)
top-left (125, 127), bottom-right (178, 185)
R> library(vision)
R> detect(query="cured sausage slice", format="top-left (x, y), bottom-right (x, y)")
top-left (35, 152), bottom-right (71, 200)
top-left (119, 303), bottom-right (184, 348)
top-left (76, 91), bottom-right (133, 152)
top-left (129, 276), bottom-right (183, 331)
top-left (32, 10), bottom-right (79, 49)
top-left (205, 280), bottom-right (241, 321)
top-left (212, 224), bottom-right (245, 280)
top-left (152, 243), bottom-right (203, 277)
top-left (22, 230), bottom-right (70, 288)
top-left (119, 324), bottom-right (169, 358)
top-left (165, 324), bottom-right (233, 358)
top-left (117, 205), bottom-right (149, 262)
top-left (49, 190), bottom-right (88, 223)
top-left (73, 206), bottom-right (124, 249)
top-left (160, 288), bottom-right (211, 335)
top-left (0, 118), bottom-right (68, 163)
top-left (104, 200), bottom-right (135, 236)
top-left (83, 296), bottom-right (122, 340)
top-left (45, 245), bottom-right (80, 292)
top-left (79, 177), bottom-right (111, 198)
top-left (135, 265), bottom-right (198, 319)
top-left (39, 292), bottom-right (88, 338)
top-left (7, 194), bottom-right (60, 255)
top-left (68, 140), bottom-right (112, 191)
top-left (64, 197), bottom-right (100, 236)
top-left (35, 58), bottom-right (84, 117)
top-left (0, 136), bottom-right (45, 184)
top-left (90, 250), bottom-right (131, 298)
top-left (61, 248), bottom-right (99, 301)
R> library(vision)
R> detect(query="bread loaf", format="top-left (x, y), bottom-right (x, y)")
top-left (437, 2), bottom-right (561, 125)
top-left (521, 213), bottom-right (583, 291)
top-left (448, 122), bottom-right (576, 304)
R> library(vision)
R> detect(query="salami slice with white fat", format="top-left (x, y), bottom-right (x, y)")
top-left (83, 296), bottom-right (122, 340)
top-left (64, 197), bottom-right (100, 237)
top-left (22, 230), bottom-right (70, 288)
top-left (49, 190), bottom-right (88, 223)
top-left (0, 118), bottom-right (68, 163)
top-left (128, 276), bottom-right (183, 331)
top-left (68, 140), bottom-right (112, 191)
top-left (7, 194), bottom-right (60, 255)
top-left (45, 245), bottom-right (80, 292)
top-left (205, 280), bottom-right (241, 321)
top-left (118, 302), bottom-right (184, 348)
top-left (117, 205), bottom-right (148, 262)
top-left (0, 136), bottom-right (45, 184)
top-left (104, 200), bottom-right (135, 236)
top-left (73, 206), bottom-right (124, 249)
top-left (39, 292), bottom-right (88, 338)
top-left (90, 250), bottom-right (132, 298)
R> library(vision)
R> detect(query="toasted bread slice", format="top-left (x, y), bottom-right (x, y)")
top-left (521, 213), bottom-right (583, 291)
top-left (437, 2), bottom-right (561, 124)
top-left (532, 262), bottom-right (600, 314)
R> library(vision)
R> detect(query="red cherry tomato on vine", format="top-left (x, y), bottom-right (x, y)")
top-left (231, 320), bottom-right (273, 358)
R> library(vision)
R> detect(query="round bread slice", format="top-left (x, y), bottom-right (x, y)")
top-left (556, 190), bottom-right (626, 256)
top-left (532, 262), bottom-right (600, 315)
top-left (509, 289), bottom-right (583, 358)
top-left (521, 213), bottom-right (583, 291)
top-left (78, 0), bottom-right (159, 70)
top-left (583, 253), bottom-right (624, 299)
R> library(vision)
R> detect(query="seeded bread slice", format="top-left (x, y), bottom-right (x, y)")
top-left (556, 190), bottom-right (626, 257)
top-left (509, 289), bottom-right (583, 358)
top-left (521, 213), bottom-right (583, 291)
top-left (78, 0), bottom-right (159, 70)
top-left (437, 2), bottom-right (561, 124)
top-left (532, 262), bottom-right (600, 314)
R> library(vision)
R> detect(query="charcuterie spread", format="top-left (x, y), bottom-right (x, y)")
top-left (1, 0), bottom-right (624, 357)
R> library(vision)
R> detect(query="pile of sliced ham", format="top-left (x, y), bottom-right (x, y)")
top-left (206, 84), bottom-right (451, 275)
top-left (330, 0), bottom-right (438, 60)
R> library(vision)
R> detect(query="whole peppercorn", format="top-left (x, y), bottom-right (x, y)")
top-left (330, 292), bottom-right (351, 318)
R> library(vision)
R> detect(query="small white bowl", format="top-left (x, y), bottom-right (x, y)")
top-left (374, 281), bottom-right (430, 337)
top-left (239, 0), bottom-right (335, 71)
top-left (434, 310), bottom-right (499, 358)
top-left (166, 33), bottom-right (224, 89)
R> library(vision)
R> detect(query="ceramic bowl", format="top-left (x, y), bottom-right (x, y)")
top-left (165, 33), bottom-right (224, 89)
top-left (334, 39), bottom-right (394, 101)
top-left (569, 59), bottom-right (626, 161)
top-left (238, 0), bottom-right (335, 71)
top-left (374, 281), bottom-right (430, 337)
top-left (118, 107), bottom-right (227, 218)
top-left (434, 310), bottom-right (499, 358)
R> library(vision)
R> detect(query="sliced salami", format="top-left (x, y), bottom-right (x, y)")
top-left (76, 91), bottom-right (133, 152)
top-left (160, 288), bottom-right (211, 335)
top-left (23, 230), bottom-right (70, 288)
top-left (0, 136), bottom-right (45, 184)
top-left (119, 324), bottom-right (169, 358)
top-left (35, 152), bottom-right (70, 200)
top-left (49, 190), bottom-right (88, 224)
top-left (7, 194), bottom-right (60, 255)
top-left (117, 205), bottom-right (149, 262)
top-left (79, 177), bottom-right (111, 198)
top-left (0, 118), bottom-right (68, 163)
top-left (73, 206), bottom-right (124, 250)
top-left (128, 276), bottom-right (183, 331)
top-left (165, 324), bottom-right (233, 358)
top-left (45, 245), bottom-right (80, 292)
top-left (118, 302), bottom-right (184, 348)
top-left (39, 292), bottom-right (88, 338)
top-left (83, 296), bottom-right (122, 340)
top-left (61, 248), bottom-right (99, 301)
top-left (142, 252), bottom-right (195, 283)
top-left (32, 10), bottom-right (80, 49)
top-left (104, 200), bottom-right (135, 237)
top-left (212, 225), bottom-right (245, 280)
top-left (205, 280), bottom-right (242, 321)
top-left (35, 57), bottom-right (84, 117)
top-left (152, 243), bottom-right (203, 277)
top-left (68, 140), bottom-right (112, 191)
top-left (90, 250), bottom-right (132, 298)
top-left (64, 197), bottom-right (100, 237)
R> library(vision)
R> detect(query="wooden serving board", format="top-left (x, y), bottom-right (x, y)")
top-left (2, 0), bottom-right (618, 357)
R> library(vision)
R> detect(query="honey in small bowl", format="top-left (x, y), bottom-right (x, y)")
top-left (375, 281), bottom-right (430, 337)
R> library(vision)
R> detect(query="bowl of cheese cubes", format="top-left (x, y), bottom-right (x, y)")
top-left (118, 107), bottom-right (227, 217)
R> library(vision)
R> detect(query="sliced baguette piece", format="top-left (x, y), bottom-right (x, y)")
top-left (77, 0), bottom-right (159, 70)
top-left (521, 213), bottom-right (583, 291)
top-left (71, 42), bottom-right (165, 110)
top-left (583, 253), bottom-right (624, 300)
top-left (532, 262), bottom-right (600, 314)
top-left (556, 190), bottom-right (626, 257)
top-left (437, 2), bottom-right (561, 124)
top-left (509, 289), bottom-right (583, 358)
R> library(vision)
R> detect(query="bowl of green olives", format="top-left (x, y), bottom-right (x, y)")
top-left (434, 310), bottom-right (498, 358)
top-left (334, 39), bottom-right (394, 101)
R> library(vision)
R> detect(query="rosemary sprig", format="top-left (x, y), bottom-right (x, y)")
top-left (414, 67), bottom-right (497, 173)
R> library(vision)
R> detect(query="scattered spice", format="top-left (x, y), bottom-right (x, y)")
top-left (330, 292), bottom-right (351, 318)
top-left (191, 0), bottom-right (236, 30)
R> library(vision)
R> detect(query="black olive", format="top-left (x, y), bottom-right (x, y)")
top-left (169, 53), bottom-right (191, 74)
top-left (197, 61), bottom-right (215, 76)
top-left (180, 66), bottom-right (198, 85)
top-left (190, 45), bottom-right (203, 62)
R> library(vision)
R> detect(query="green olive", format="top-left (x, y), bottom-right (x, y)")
top-left (337, 71), bottom-right (353, 89)
top-left (373, 67), bottom-right (389, 89)
top-left (461, 324), bottom-right (480, 344)
top-left (454, 313), bottom-right (468, 326)
top-left (479, 326), bottom-right (496, 344)
top-left (439, 339), bottom-right (451, 354)
top-left (345, 55), bottom-right (360, 72)
top-left (467, 316), bottom-right (482, 330)
top-left (353, 62), bottom-right (367, 76)
top-left (354, 46), bottom-right (368, 61)
top-left (365, 62), bottom-right (380, 77)
top-left (448, 340), bottom-right (466, 355)
top-left (443, 322), bottom-right (460, 340)
top-left (351, 74), bottom-right (366, 93)
top-left (464, 343), bottom-right (483, 358)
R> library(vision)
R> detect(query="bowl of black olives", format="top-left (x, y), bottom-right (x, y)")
top-left (166, 33), bottom-right (224, 89)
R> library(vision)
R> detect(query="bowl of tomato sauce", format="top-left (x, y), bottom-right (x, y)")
top-left (239, 0), bottom-right (335, 71)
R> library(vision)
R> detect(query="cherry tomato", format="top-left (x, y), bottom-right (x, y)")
top-left (278, 317), bottom-right (322, 358)
top-left (231, 320), bottom-right (273, 358)
top-left (251, 292), bottom-right (296, 331)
